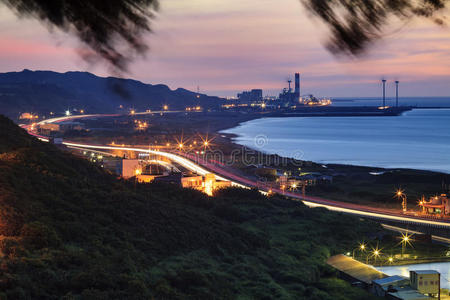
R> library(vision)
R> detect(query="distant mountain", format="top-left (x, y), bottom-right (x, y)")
top-left (0, 69), bottom-right (225, 118)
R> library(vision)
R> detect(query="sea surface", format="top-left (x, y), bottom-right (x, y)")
top-left (221, 108), bottom-right (450, 173)
top-left (331, 97), bottom-right (450, 107)
top-left (376, 261), bottom-right (450, 289)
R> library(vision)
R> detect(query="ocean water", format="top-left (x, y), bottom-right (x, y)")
top-left (221, 108), bottom-right (450, 173)
top-left (331, 97), bottom-right (450, 107)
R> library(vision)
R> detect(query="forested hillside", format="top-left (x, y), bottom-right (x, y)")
top-left (0, 115), bottom-right (380, 299)
top-left (0, 70), bottom-right (224, 118)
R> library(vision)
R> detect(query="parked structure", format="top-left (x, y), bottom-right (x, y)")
top-left (410, 270), bottom-right (440, 296)
top-left (327, 254), bottom-right (442, 300)
top-left (37, 121), bottom-right (85, 135)
top-left (420, 194), bottom-right (449, 217)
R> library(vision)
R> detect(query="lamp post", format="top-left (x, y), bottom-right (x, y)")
top-left (400, 232), bottom-right (413, 258)
top-left (395, 80), bottom-right (399, 107)
top-left (396, 189), bottom-right (407, 212)
top-left (373, 249), bottom-right (381, 265)
top-left (367, 246), bottom-right (381, 265)
top-left (135, 168), bottom-right (141, 190)
top-left (352, 243), bottom-right (366, 259)
top-left (418, 195), bottom-right (426, 214)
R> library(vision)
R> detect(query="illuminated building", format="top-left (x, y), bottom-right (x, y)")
top-left (181, 175), bottom-right (203, 190)
top-left (419, 194), bottom-right (449, 217)
top-left (37, 123), bottom-right (60, 135)
top-left (410, 270), bottom-right (440, 296)
top-left (182, 173), bottom-right (231, 196)
top-left (19, 112), bottom-right (39, 120)
top-left (120, 159), bottom-right (141, 178)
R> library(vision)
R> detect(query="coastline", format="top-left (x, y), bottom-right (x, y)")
top-left (215, 107), bottom-right (450, 175)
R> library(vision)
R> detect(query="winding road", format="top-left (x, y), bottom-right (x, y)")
top-left (21, 113), bottom-right (450, 229)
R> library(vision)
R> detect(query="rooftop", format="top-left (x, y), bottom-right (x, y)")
top-left (373, 275), bottom-right (409, 287)
top-left (387, 286), bottom-right (432, 300)
top-left (326, 254), bottom-right (388, 284)
top-left (411, 270), bottom-right (440, 275)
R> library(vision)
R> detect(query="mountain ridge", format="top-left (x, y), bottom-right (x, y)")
top-left (0, 69), bottom-right (224, 118)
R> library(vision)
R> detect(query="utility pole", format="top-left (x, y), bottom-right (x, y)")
top-left (395, 81), bottom-right (399, 107)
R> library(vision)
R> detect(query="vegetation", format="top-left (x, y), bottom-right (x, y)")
top-left (0, 70), bottom-right (224, 119)
top-left (0, 114), bottom-right (385, 299)
top-left (60, 113), bottom-right (450, 211)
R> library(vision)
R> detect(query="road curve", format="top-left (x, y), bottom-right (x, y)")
top-left (22, 113), bottom-right (450, 229)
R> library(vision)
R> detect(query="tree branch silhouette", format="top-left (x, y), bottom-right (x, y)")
top-left (301, 0), bottom-right (447, 56)
top-left (1, 0), bottom-right (447, 70)
top-left (1, 0), bottom-right (159, 72)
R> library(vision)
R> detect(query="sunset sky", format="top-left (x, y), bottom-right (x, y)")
top-left (1, 0), bottom-right (449, 97)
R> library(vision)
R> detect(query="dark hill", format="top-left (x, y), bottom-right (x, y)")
top-left (0, 114), bottom-right (379, 299)
top-left (0, 70), bottom-right (224, 118)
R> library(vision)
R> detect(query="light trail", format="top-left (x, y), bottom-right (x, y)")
top-left (62, 142), bottom-right (245, 188)
top-left (25, 112), bottom-right (450, 229)
top-left (37, 110), bottom-right (187, 125)
top-left (381, 224), bottom-right (450, 245)
top-left (61, 142), bottom-right (450, 228)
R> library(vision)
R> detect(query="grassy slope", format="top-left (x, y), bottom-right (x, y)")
top-left (0, 115), bottom-right (380, 299)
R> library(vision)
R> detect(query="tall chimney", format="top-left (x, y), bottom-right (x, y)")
top-left (294, 73), bottom-right (300, 99)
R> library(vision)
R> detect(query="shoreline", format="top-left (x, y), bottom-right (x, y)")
top-left (215, 107), bottom-right (450, 175)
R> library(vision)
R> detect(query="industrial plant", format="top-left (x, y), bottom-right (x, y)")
top-left (233, 72), bottom-right (332, 109)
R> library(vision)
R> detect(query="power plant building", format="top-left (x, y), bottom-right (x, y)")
top-left (237, 89), bottom-right (263, 102)
top-left (279, 73), bottom-right (301, 105)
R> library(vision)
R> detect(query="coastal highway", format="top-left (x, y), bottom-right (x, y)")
top-left (22, 113), bottom-right (450, 229)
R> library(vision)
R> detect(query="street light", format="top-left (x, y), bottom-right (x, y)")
top-left (395, 189), bottom-right (407, 212)
top-left (134, 169), bottom-right (141, 190)
top-left (400, 232), bottom-right (413, 258)
top-left (352, 242), bottom-right (366, 259)
top-left (418, 195), bottom-right (426, 214)
top-left (367, 246), bottom-right (382, 264)
top-left (373, 248), bottom-right (381, 264)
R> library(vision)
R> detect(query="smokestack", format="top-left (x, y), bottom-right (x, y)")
top-left (294, 73), bottom-right (300, 98)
